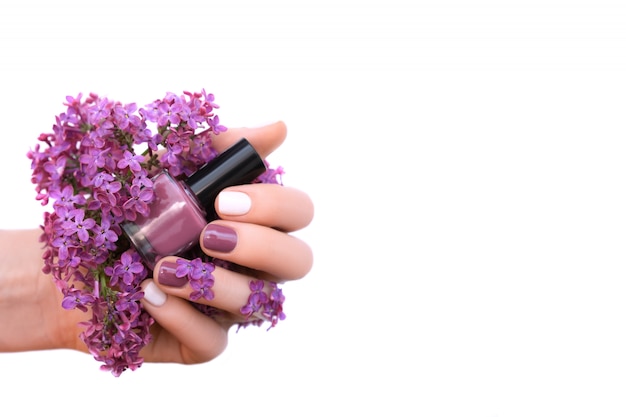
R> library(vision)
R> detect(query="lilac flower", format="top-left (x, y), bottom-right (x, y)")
top-left (240, 280), bottom-right (268, 318)
top-left (239, 280), bottom-right (285, 328)
top-left (122, 184), bottom-right (153, 219)
top-left (106, 251), bottom-right (145, 287)
top-left (113, 103), bottom-right (141, 130)
top-left (51, 233), bottom-right (75, 260)
top-left (189, 278), bottom-right (215, 302)
top-left (207, 115), bottom-right (227, 134)
top-left (175, 258), bottom-right (195, 278)
top-left (131, 171), bottom-right (153, 189)
top-left (189, 258), bottom-right (215, 280)
top-left (162, 144), bottom-right (181, 166)
top-left (62, 287), bottom-right (96, 312)
top-left (174, 99), bottom-right (195, 128)
top-left (54, 205), bottom-right (74, 224)
top-left (64, 209), bottom-right (96, 242)
top-left (62, 96), bottom-right (83, 125)
top-left (82, 130), bottom-right (107, 149)
top-left (198, 89), bottom-right (218, 111)
top-left (92, 171), bottom-right (114, 188)
top-left (93, 218), bottom-right (118, 248)
top-left (80, 147), bottom-right (111, 171)
top-left (115, 290), bottom-right (144, 316)
top-left (43, 155), bottom-right (67, 181)
top-left (97, 177), bottom-right (122, 198)
top-left (117, 150), bottom-right (145, 173)
top-left (156, 99), bottom-right (182, 126)
top-left (87, 96), bottom-right (112, 124)
top-left (94, 119), bottom-right (115, 141)
top-left (133, 127), bottom-right (160, 152)
top-left (254, 165), bottom-right (283, 185)
top-left (138, 101), bottom-right (159, 123)
top-left (191, 134), bottom-right (217, 162)
top-left (50, 184), bottom-right (84, 210)
top-left (93, 188), bottom-right (117, 209)
top-left (187, 258), bottom-right (215, 301)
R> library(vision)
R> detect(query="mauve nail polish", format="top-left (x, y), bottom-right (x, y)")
top-left (158, 261), bottom-right (188, 288)
top-left (203, 224), bottom-right (238, 253)
top-left (121, 139), bottom-right (266, 268)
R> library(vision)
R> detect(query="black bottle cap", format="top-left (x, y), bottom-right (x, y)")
top-left (185, 138), bottom-right (266, 214)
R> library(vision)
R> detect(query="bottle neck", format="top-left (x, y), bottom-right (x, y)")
top-left (185, 138), bottom-right (267, 211)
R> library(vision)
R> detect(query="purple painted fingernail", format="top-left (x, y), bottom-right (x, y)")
top-left (203, 224), bottom-right (238, 253)
top-left (158, 260), bottom-right (188, 288)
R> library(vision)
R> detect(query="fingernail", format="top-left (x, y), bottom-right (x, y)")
top-left (158, 260), bottom-right (189, 288)
top-left (203, 224), bottom-right (237, 253)
top-left (142, 281), bottom-right (167, 307)
top-left (218, 191), bottom-right (251, 216)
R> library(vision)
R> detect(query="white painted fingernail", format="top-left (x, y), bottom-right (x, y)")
top-left (142, 281), bottom-right (167, 307)
top-left (218, 191), bottom-right (251, 215)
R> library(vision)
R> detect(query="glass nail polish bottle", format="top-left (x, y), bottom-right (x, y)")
top-left (121, 138), bottom-right (266, 268)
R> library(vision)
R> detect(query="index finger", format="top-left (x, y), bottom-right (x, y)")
top-left (210, 121), bottom-right (287, 159)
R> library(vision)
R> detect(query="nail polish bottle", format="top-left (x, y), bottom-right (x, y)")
top-left (121, 138), bottom-right (266, 268)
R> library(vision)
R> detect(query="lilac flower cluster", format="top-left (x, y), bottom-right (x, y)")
top-left (27, 90), bottom-right (285, 376)
top-left (240, 280), bottom-right (286, 328)
top-left (171, 258), bottom-right (216, 301)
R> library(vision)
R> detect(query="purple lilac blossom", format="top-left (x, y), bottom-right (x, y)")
top-left (239, 280), bottom-right (286, 329)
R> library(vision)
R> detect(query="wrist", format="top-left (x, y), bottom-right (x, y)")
top-left (0, 229), bottom-right (86, 352)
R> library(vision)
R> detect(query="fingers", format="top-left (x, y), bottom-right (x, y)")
top-left (201, 220), bottom-right (313, 280)
top-left (139, 280), bottom-right (228, 364)
top-left (216, 183), bottom-right (314, 232)
top-left (151, 257), bottom-right (266, 319)
top-left (210, 121), bottom-right (287, 159)
top-left (136, 120), bottom-right (306, 363)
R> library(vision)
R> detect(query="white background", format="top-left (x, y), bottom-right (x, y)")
top-left (1, 1), bottom-right (626, 416)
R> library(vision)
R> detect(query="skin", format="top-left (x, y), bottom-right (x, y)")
top-left (0, 121), bottom-right (314, 365)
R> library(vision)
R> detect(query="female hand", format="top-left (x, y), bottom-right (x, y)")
top-left (0, 121), bottom-right (314, 366)
top-left (138, 121), bottom-right (314, 364)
